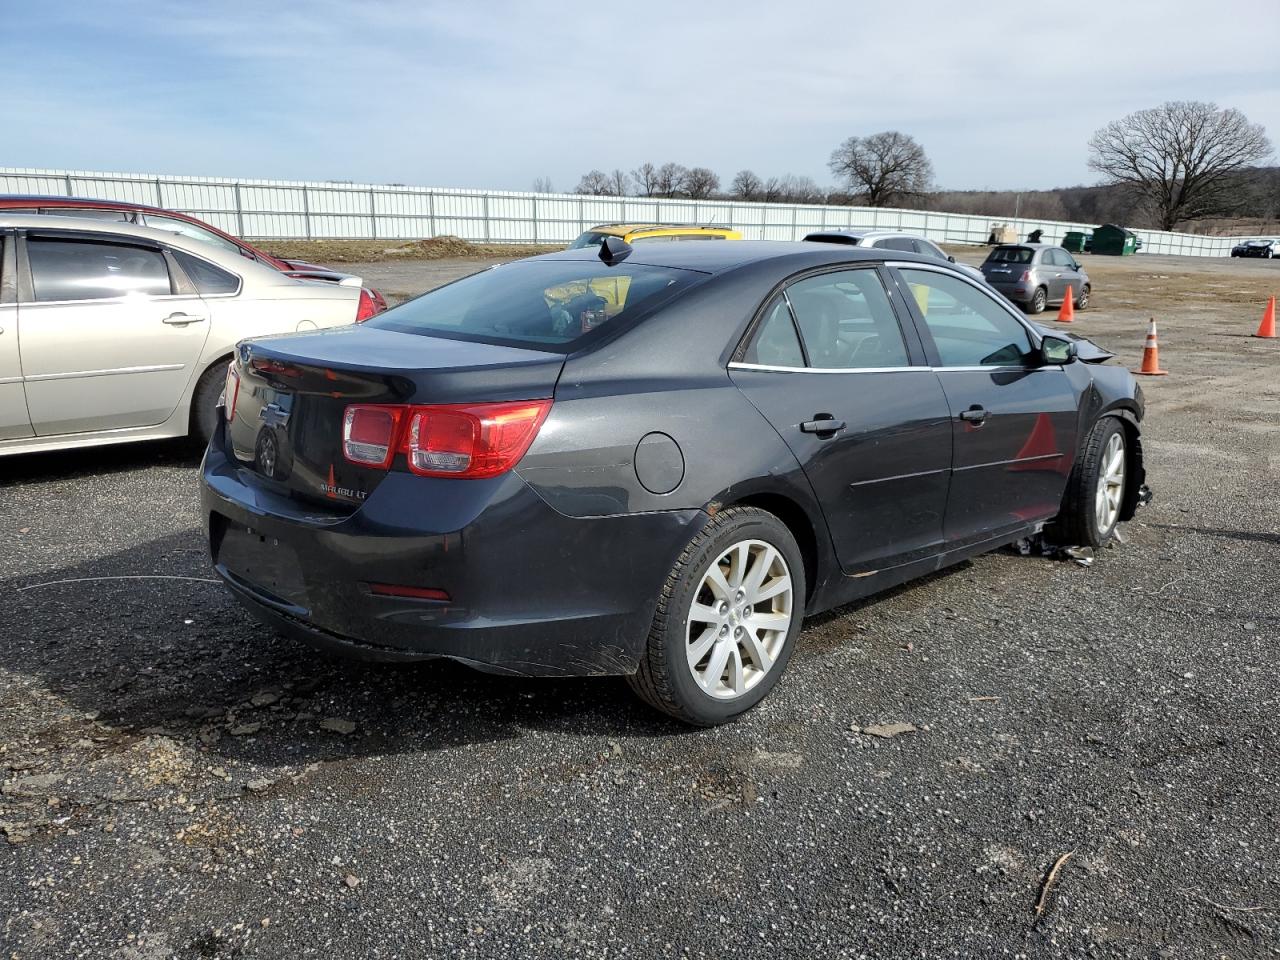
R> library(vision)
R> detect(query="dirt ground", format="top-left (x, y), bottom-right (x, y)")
top-left (1, 247), bottom-right (1278, 959)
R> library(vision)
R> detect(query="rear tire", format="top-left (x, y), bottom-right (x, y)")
top-left (1052, 417), bottom-right (1127, 549)
top-left (191, 361), bottom-right (228, 446)
top-left (627, 506), bottom-right (806, 725)
top-left (1027, 286), bottom-right (1048, 314)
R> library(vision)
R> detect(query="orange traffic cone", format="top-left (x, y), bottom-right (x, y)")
top-left (1133, 318), bottom-right (1167, 376)
top-left (1010, 413), bottom-right (1066, 473)
top-left (1255, 297), bottom-right (1276, 338)
top-left (1056, 288), bottom-right (1075, 323)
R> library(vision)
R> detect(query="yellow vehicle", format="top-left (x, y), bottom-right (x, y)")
top-left (567, 223), bottom-right (743, 249)
top-left (558, 224), bottom-right (741, 314)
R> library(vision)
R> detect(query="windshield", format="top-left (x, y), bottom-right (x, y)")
top-left (568, 231), bottom-right (610, 250)
top-left (985, 246), bottom-right (1034, 264)
top-left (366, 260), bottom-right (700, 351)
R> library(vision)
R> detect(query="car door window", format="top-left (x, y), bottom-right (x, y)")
top-left (874, 237), bottom-right (916, 252)
top-left (912, 238), bottom-right (947, 260)
top-left (141, 215), bottom-right (245, 256)
top-left (899, 268), bottom-right (1033, 367)
top-left (743, 294), bottom-right (804, 367)
top-left (171, 249), bottom-right (240, 295)
top-left (27, 237), bottom-right (172, 302)
top-left (786, 269), bottom-right (909, 369)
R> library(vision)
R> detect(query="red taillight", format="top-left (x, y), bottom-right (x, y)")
top-left (403, 400), bottom-right (552, 478)
top-left (1019, 269), bottom-right (1031, 282)
top-left (338, 399), bottom-right (551, 478)
top-left (355, 288), bottom-right (380, 322)
top-left (342, 404), bottom-right (403, 468)
top-left (367, 583), bottom-right (451, 602)
top-left (223, 363), bottom-right (240, 423)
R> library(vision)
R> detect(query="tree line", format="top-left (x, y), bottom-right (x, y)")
top-left (549, 101), bottom-right (1275, 232)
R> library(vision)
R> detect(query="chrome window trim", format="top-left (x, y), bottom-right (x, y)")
top-left (732, 360), bottom-right (931, 376)
top-left (728, 361), bottom-right (1064, 375)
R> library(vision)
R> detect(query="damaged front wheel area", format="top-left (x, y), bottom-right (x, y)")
top-left (1051, 416), bottom-right (1146, 550)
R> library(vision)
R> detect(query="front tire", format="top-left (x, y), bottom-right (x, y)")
top-left (1027, 286), bottom-right (1048, 314)
top-left (1075, 284), bottom-right (1090, 310)
top-left (1052, 417), bottom-right (1128, 549)
top-left (627, 506), bottom-right (806, 725)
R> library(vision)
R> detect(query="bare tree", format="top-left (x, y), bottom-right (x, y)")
top-left (655, 163), bottom-right (688, 198)
top-left (574, 170), bottom-right (614, 195)
top-left (531, 176), bottom-right (554, 193)
top-left (682, 167), bottom-right (720, 200)
top-left (632, 162), bottom-right (659, 197)
top-left (1088, 101), bottom-right (1273, 230)
top-left (828, 131), bottom-right (934, 207)
top-left (759, 176), bottom-right (783, 203)
top-left (607, 169), bottom-right (632, 197)
top-left (731, 169), bottom-right (763, 200)
top-left (774, 174), bottom-right (824, 204)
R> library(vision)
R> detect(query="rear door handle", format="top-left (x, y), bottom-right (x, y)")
top-left (959, 406), bottom-right (988, 425)
top-left (800, 416), bottom-right (845, 435)
top-left (162, 312), bottom-right (206, 325)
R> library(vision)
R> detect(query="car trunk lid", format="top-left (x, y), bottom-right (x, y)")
top-left (224, 326), bottom-right (564, 508)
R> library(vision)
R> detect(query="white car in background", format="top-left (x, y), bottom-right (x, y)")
top-left (0, 214), bottom-right (380, 455)
top-left (802, 229), bottom-right (989, 284)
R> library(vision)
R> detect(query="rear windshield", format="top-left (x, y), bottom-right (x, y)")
top-left (804, 234), bottom-right (860, 245)
top-left (985, 246), bottom-right (1034, 264)
top-left (365, 260), bottom-right (699, 351)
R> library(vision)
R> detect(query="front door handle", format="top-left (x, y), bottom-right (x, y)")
top-left (959, 406), bottom-right (988, 425)
top-left (162, 312), bottom-right (206, 326)
top-left (800, 416), bottom-right (845, 436)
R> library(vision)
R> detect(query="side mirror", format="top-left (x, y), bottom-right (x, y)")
top-left (947, 255), bottom-right (956, 263)
top-left (1041, 335), bottom-right (1077, 365)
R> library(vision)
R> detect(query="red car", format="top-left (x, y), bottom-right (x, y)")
top-left (0, 194), bottom-right (386, 311)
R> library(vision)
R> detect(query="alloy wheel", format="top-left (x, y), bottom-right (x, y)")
top-left (1095, 431), bottom-right (1126, 535)
top-left (686, 539), bottom-right (794, 700)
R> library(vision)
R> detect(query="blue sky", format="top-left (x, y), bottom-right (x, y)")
top-left (3, 0), bottom-right (1277, 193)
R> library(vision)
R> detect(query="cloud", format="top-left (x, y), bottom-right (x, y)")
top-left (3, 0), bottom-right (1277, 191)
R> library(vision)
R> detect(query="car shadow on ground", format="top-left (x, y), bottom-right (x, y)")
top-left (2, 527), bottom-right (693, 774)
top-left (0, 437), bottom-right (203, 487)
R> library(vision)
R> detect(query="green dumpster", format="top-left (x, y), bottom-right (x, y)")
top-left (1092, 223), bottom-right (1139, 256)
top-left (1062, 231), bottom-right (1090, 253)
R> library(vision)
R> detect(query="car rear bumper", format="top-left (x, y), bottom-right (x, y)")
top-left (200, 419), bottom-right (707, 676)
top-left (984, 280), bottom-right (1029, 303)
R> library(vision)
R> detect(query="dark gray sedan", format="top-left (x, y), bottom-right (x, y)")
top-left (202, 240), bottom-right (1146, 725)
top-left (981, 243), bottom-right (1090, 314)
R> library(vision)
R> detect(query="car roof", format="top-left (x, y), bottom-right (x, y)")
top-left (0, 193), bottom-right (166, 212)
top-left (0, 213), bottom-right (286, 281)
top-left (529, 239), bottom-right (945, 275)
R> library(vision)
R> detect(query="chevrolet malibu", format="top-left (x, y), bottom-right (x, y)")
top-left (202, 240), bottom-right (1148, 725)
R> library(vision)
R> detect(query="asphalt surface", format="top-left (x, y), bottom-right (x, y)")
top-left (2, 251), bottom-right (1278, 959)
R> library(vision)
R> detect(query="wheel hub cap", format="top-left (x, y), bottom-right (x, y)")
top-left (685, 539), bottom-right (794, 700)
top-left (1095, 432), bottom-right (1126, 535)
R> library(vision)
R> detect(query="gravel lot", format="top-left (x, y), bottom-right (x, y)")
top-left (2, 249), bottom-right (1278, 959)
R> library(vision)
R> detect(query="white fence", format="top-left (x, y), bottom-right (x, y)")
top-left (0, 167), bottom-right (1267, 258)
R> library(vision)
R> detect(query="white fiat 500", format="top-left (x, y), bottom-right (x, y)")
top-left (0, 214), bottom-right (381, 456)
